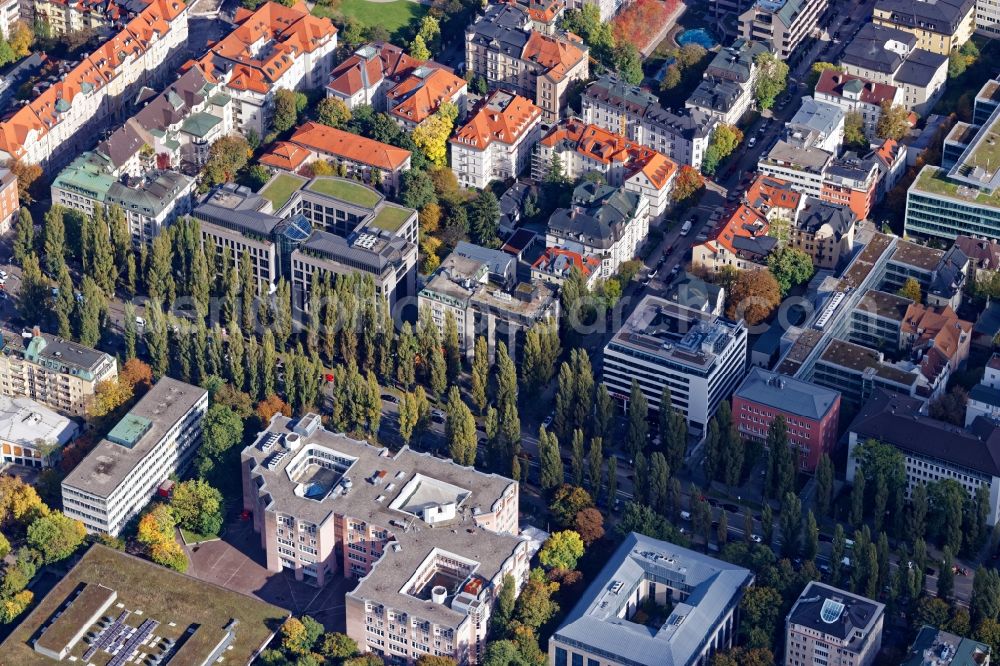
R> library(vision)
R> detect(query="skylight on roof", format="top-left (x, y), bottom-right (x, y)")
top-left (820, 598), bottom-right (845, 624)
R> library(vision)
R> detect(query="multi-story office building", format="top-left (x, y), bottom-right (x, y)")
top-left (0, 0), bottom-right (189, 170)
top-left (546, 182), bottom-right (650, 278)
top-left (61, 377), bottom-right (208, 536)
top-left (581, 74), bottom-right (713, 169)
top-left (51, 153), bottom-right (194, 246)
top-left (905, 102), bottom-right (1000, 241)
top-left (188, 2), bottom-right (337, 135)
top-left (872, 0), bottom-right (976, 55)
top-left (0, 396), bottom-right (78, 468)
top-left (465, 3), bottom-right (588, 123)
top-left (839, 23), bottom-right (948, 115)
top-left (811, 338), bottom-right (942, 405)
top-left (534, 118), bottom-right (677, 220)
top-left (732, 368), bottom-right (841, 471)
top-left (814, 70), bottom-right (900, 141)
top-left (786, 582), bottom-right (885, 666)
top-left (261, 122), bottom-right (412, 194)
top-left (450, 91), bottom-right (542, 189)
top-left (0, 327), bottom-right (117, 416)
top-left (194, 176), bottom-right (418, 308)
top-left (903, 626), bottom-right (992, 666)
top-left (241, 413), bottom-right (528, 663)
top-left (739, 0), bottom-right (827, 60)
top-left (602, 296), bottom-right (748, 434)
top-left (847, 389), bottom-right (1000, 525)
top-left (686, 38), bottom-right (768, 126)
top-left (975, 79), bottom-right (1000, 125)
top-left (418, 241), bottom-right (558, 362)
top-left (549, 532), bottom-right (753, 666)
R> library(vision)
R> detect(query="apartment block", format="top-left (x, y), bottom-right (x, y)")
top-left (0, 327), bottom-right (117, 416)
top-left (839, 23), bottom-right (948, 115)
top-left (739, 0), bottom-right (827, 59)
top-left (814, 70), bottom-right (900, 140)
top-left (685, 38), bottom-right (768, 126)
top-left (602, 296), bottom-right (748, 434)
top-left (966, 355), bottom-right (1000, 426)
top-left (904, 626), bottom-right (992, 666)
top-left (450, 91), bottom-right (542, 190)
top-left (786, 582), bottom-right (884, 666)
top-left (546, 182), bottom-right (650, 278)
top-left (33, 0), bottom-right (146, 37)
top-left (188, 2), bottom-right (337, 135)
top-left (692, 203), bottom-right (777, 273)
top-left (61, 377), bottom-right (208, 536)
top-left (533, 118), bottom-right (676, 219)
top-left (581, 74), bottom-right (713, 169)
top-left (785, 96), bottom-right (845, 154)
top-left (0, 0), bottom-right (190, 170)
top-left (418, 241), bottom-right (558, 362)
top-left (788, 197), bottom-right (855, 270)
top-left (0, 396), bottom-right (78, 468)
top-left (51, 153), bottom-right (194, 246)
top-left (873, 0), bottom-right (976, 55)
top-left (847, 389), bottom-right (1000, 525)
top-left (465, 3), bottom-right (588, 123)
top-left (261, 122), bottom-right (412, 194)
top-left (549, 533), bottom-right (753, 666)
top-left (241, 413), bottom-right (528, 663)
top-left (732, 368), bottom-right (841, 471)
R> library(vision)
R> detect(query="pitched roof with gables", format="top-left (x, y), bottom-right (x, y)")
top-left (451, 90), bottom-right (541, 150)
top-left (387, 66), bottom-right (466, 125)
top-left (268, 121), bottom-right (411, 171)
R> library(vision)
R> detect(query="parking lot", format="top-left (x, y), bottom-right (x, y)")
top-left (183, 517), bottom-right (353, 631)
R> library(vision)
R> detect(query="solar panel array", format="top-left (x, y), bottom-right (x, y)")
top-left (82, 610), bottom-right (130, 661)
top-left (107, 618), bottom-right (159, 666)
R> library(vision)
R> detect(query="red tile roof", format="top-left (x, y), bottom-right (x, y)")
top-left (704, 204), bottom-right (770, 256)
top-left (522, 31), bottom-right (585, 82)
top-left (539, 118), bottom-right (676, 189)
top-left (275, 121), bottom-right (411, 171)
top-left (326, 42), bottom-right (423, 97)
top-left (816, 69), bottom-right (897, 106)
top-left (387, 67), bottom-right (466, 125)
top-left (259, 141), bottom-right (310, 171)
top-left (745, 174), bottom-right (801, 211)
top-left (532, 246), bottom-right (601, 279)
top-left (451, 91), bottom-right (541, 150)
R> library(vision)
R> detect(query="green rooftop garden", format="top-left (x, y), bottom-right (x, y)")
top-left (307, 177), bottom-right (382, 208)
top-left (913, 166), bottom-right (1000, 207)
top-left (371, 205), bottom-right (412, 232)
top-left (260, 173), bottom-right (307, 210)
top-left (968, 120), bottom-right (1000, 172)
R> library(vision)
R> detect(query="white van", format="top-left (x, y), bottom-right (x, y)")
top-left (680, 510), bottom-right (692, 521)
top-left (680, 220), bottom-right (693, 236)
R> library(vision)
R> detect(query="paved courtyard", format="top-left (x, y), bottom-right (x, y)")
top-left (182, 518), bottom-right (353, 632)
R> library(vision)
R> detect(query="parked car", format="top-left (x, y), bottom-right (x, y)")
top-left (381, 393), bottom-right (399, 404)
top-left (751, 534), bottom-right (763, 543)
top-left (542, 413), bottom-right (554, 429)
top-left (748, 136), bottom-right (757, 148)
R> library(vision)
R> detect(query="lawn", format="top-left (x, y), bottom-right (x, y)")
top-left (913, 165), bottom-right (1000, 206)
top-left (307, 177), bottom-right (382, 208)
top-left (372, 204), bottom-right (413, 232)
top-left (261, 173), bottom-right (306, 210)
top-left (312, 0), bottom-right (427, 41)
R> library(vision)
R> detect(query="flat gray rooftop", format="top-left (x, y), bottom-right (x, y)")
top-left (552, 532), bottom-right (752, 666)
top-left (62, 377), bottom-right (207, 498)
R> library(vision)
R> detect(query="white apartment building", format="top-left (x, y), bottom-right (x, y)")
top-left (847, 389), bottom-right (1000, 526)
top-left (241, 413), bottom-right (529, 663)
top-left (190, 2), bottom-right (337, 135)
top-left (979, 0), bottom-right (1000, 36)
top-left (0, 0), bottom-right (18, 37)
top-left (581, 75), bottom-right (714, 170)
top-left (61, 377), bottom-right (208, 536)
top-left (603, 297), bottom-right (748, 435)
top-left (685, 38), bottom-right (768, 127)
top-left (814, 70), bottom-right (901, 140)
top-left (786, 582), bottom-right (885, 666)
top-left (450, 91), bottom-right (542, 190)
top-left (0, 0), bottom-right (189, 170)
top-left (758, 140), bottom-right (833, 197)
top-left (0, 327), bottom-right (117, 417)
top-left (0, 396), bottom-right (78, 468)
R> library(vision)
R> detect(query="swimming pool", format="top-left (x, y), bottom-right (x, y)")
top-left (677, 28), bottom-right (718, 49)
